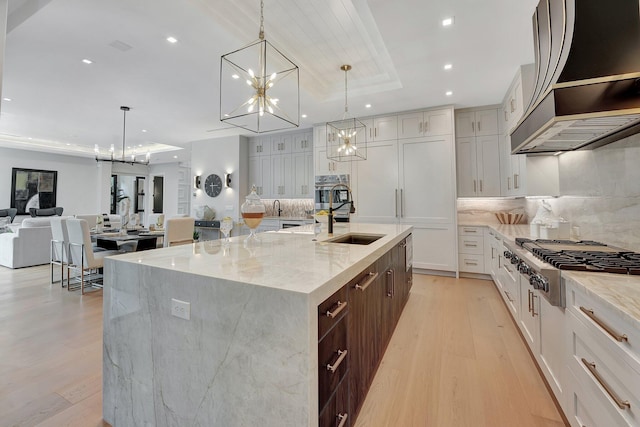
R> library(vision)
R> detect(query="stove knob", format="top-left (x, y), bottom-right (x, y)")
top-left (504, 250), bottom-right (512, 259)
top-left (539, 277), bottom-right (549, 292)
top-left (518, 263), bottom-right (530, 275)
top-left (511, 255), bottom-right (520, 265)
top-left (529, 274), bottom-right (541, 289)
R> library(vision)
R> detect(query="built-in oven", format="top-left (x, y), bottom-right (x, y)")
top-left (314, 174), bottom-right (351, 222)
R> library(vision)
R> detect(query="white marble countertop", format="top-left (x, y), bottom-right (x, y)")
top-left (110, 222), bottom-right (412, 303)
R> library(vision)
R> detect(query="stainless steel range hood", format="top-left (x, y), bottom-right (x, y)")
top-left (511, 0), bottom-right (640, 155)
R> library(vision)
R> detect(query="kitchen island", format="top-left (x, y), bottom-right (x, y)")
top-left (102, 223), bottom-right (412, 427)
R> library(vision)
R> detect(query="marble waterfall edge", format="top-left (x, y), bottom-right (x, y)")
top-left (103, 259), bottom-right (311, 427)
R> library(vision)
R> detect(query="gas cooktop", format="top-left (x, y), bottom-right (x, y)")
top-left (515, 238), bottom-right (640, 275)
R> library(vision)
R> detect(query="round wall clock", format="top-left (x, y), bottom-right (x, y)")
top-left (204, 174), bottom-right (223, 197)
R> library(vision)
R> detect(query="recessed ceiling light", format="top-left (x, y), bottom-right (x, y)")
top-left (141, 129), bottom-right (147, 133)
top-left (3, 97), bottom-right (11, 101)
top-left (446, 91), bottom-right (453, 96)
top-left (442, 17), bottom-right (454, 27)
top-left (444, 64), bottom-right (452, 70)
top-left (231, 74), bottom-right (240, 79)
top-left (365, 104), bottom-right (372, 108)
top-left (301, 114), bottom-right (307, 118)
top-left (66, 143), bottom-right (71, 146)
top-left (173, 155), bottom-right (178, 159)
top-left (82, 59), bottom-right (93, 64)
top-left (223, 114), bottom-right (230, 117)
top-left (138, 144), bottom-right (143, 147)
top-left (166, 36), bottom-right (178, 44)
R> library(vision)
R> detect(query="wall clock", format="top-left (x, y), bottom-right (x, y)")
top-left (204, 174), bottom-right (222, 197)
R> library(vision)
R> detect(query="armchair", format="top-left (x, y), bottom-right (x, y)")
top-left (0, 208), bottom-right (17, 223)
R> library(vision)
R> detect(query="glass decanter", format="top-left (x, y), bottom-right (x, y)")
top-left (241, 185), bottom-right (265, 244)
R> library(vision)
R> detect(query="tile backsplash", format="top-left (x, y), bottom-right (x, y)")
top-left (262, 199), bottom-right (314, 217)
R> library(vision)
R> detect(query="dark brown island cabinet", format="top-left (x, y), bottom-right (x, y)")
top-left (318, 236), bottom-right (412, 427)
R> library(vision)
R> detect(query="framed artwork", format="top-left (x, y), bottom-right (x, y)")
top-left (10, 168), bottom-right (58, 215)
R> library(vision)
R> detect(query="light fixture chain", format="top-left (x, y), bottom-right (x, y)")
top-left (259, 0), bottom-right (265, 40)
top-left (344, 67), bottom-right (348, 115)
top-left (122, 107), bottom-right (127, 161)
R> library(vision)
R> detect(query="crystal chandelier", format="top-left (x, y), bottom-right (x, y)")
top-left (220, 0), bottom-right (299, 133)
top-left (95, 106), bottom-right (150, 165)
top-left (326, 65), bottom-right (367, 162)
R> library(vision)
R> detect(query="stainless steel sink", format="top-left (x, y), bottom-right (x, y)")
top-left (325, 233), bottom-right (385, 245)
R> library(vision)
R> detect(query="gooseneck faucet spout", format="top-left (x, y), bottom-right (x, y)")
top-left (273, 199), bottom-right (282, 217)
top-left (328, 183), bottom-right (355, 235)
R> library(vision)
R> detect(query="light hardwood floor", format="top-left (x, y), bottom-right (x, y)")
top-left (0, 265), bottom-right (566, 427)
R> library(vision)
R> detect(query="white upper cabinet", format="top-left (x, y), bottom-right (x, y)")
top-left (501, 64), bottom-right (535, 134)
top-left (248, 155), bottom-right (271, 197)
top-left (292, 132), bottom-right (313, 153)
top-left (248, 136), bottom-right (272, 157)
top-left (271, 134), bottom-right (292, 154)
top-left (361, 115), bottom-right (398, 142)
top-left (398, 108), bottom-right (452, 139)
top-left (455, 108), bottom-right (499, 138)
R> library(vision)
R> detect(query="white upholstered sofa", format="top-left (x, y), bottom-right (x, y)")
top-left (0, 217), bottom-right (55, 268)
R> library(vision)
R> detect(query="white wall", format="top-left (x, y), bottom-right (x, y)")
top-left (191, 135), bottom-right (248, 221)
top-left (0, 147), bottom-right (101, 220)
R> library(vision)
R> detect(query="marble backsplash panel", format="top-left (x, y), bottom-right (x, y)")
top-left (457, 198), bottom-right (528, 225)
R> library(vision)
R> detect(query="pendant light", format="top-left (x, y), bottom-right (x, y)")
top-left (95, 106), bottom-right (150, 165)
top-left (220, 0), bottom-right (299, 133)
top-left (326, 65), bottom-right (367, 162)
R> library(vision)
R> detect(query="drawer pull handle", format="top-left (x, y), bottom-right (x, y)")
top-left (327, 349), bottom-right (348, 373)
top-left (581, 358), bottom-right (631, 410)
top-left (326, 301), bottom-right (347, 319)
top-left (354, 272), bottom-right (378, 292)
top-left (463, 228), bottom-right (477, 233)
top-left (464, 261), bottom-right (478, 266)
top-left (464, 243), bottom-right (478, 247)
top-left (336, 413), bottom-right (348, 427)
top-left (580, 306), bottom-right (628, 342)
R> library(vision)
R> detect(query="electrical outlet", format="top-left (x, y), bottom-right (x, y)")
top-left (171, 298), bottom-right (191, 320)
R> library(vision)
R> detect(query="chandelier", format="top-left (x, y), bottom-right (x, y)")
top-left (95, 106), bottom-right (150, 165)
top-left (220, 0), bottom-right (299, 133)
top-left (326, 65), bottom-right (367, 162)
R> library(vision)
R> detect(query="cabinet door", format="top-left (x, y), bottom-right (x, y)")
top-left (293, 132), bottom-right (313, 153)
top-left (499, 134), bottom-right (513, 196)
top-left (455, 111), bottom-right (475, 138)
top-left (411, 225), bottom-right (456, 271)
top-left (373, 115), bottom-right (398, 141)
top-left (511, 153), bottom-right (526, 196)
top-left (399, 136), bottom-right (455, 224)
top-left (397, 111), bottom-right (423, 139)
top-left (456, 137), bottom-right (478, 197)
top-left (271, 154), bottom-right (292, 196)
top-left (475, 109), bottom-right (499, 136)
top-left (348, 266), bottom-right (382, 419)
top-left (351, 141), bottom-right (399, 223)
top-left (249, 156), bottom-right (271, 197)
top-left (292, 152), bottom-right (313, 198)
top-left (519, 278), bottom-right (539, 351)
top-left (538, 294), bottom-right (565, 402)
top-left (424, 109), bottom-right (452, 136)
top-left (271, 134), bottom-right (292, 154)
top-left (477, 135), bottom-right (501, 196)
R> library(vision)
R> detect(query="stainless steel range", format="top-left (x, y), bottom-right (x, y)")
top-left (504, 238), bottom-right (640, 307)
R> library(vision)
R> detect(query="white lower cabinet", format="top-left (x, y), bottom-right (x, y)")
top-left (458, 226), bottom-right (486, 274)
top-left (498, 256), bottom-right (519, 318)
top-left (565, 279), bottom-right (640, 427)
top-left (519, 276), bottom-right (539, 350)
top-left (412, 225), bottom-right (456, 271)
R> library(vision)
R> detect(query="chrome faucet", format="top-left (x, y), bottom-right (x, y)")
top-left (273, 199), bottom-right (282, 217)
top-left (328, 184), bottom-right (355, 235)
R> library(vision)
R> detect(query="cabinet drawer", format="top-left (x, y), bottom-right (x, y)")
top-left (319, 285), bottom-right (348, 340)
top-left (458, 235), bottom-right (483, 254)
top-left (459, 226), bottom-right (484, 236)
top-left (567, 310), bottom-right (640, 426)
top-left (319, 316), bottom-right (348, 410)
top-left (319, 375), bottom-right (350, 427)
top-left (567, 281), bottom-right (640, 362)
top-left (458, 253), bottom-right (485, 273)
top-left (566, 368), bottom-right (624, 427)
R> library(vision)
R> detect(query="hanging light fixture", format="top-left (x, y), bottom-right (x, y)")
top-left (220, 0), bottom-right (299, 133)
top-left (326, 65), bottom-right (367, 162)
top-left (95, 106), bottom-right (150, 165)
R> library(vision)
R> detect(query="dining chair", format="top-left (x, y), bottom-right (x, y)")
top-left (50, 217), bottom-right (69, 287)
top-left (164, 217), bottom-right (195, 247)
top-left (66, 219), bottom-right (119, 295)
